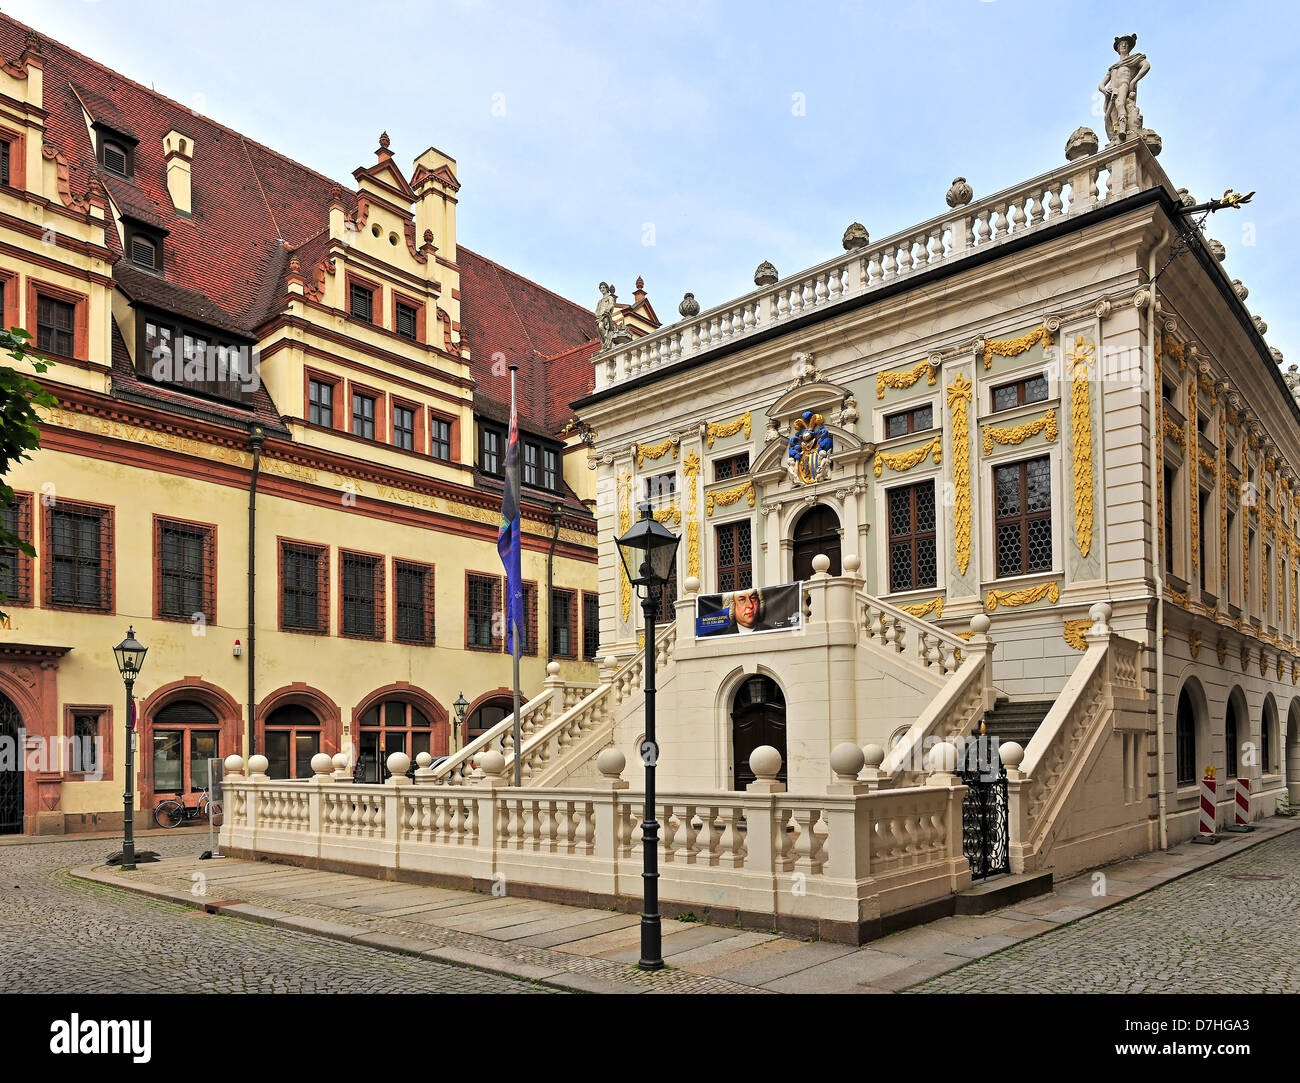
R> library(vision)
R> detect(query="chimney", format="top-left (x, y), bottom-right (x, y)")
top-left (163, 129), bottom-right (193, 214)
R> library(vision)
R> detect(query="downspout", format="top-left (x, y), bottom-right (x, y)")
top-left (546, 501), bottom-right (563, 661)
top-left (247, 425), bottom-right (265, 758)
top-left (1148, 226), bottom-right (1170, 851)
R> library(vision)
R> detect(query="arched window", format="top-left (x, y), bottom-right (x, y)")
top-left (264, 704), bottom-right (321, 780)
top-left (152, 700), bottom-right (220, 795)
top-left (0, 692), bottom-right (23, 835)
top-left (356, 701), bottom-right (435, 783)
top-left (1225, 698), bottom-right (1240, 778)
top-left (792, 504), bottom-right (841, 581)
top-left (1175, 687), bottom-right (1196, 786)
top-left (466, 697), bottom-right (513, 740)
top-left (1261, 699), bottom-right (1277, 774)
top-left (731, 676), bottom-right (787, 789)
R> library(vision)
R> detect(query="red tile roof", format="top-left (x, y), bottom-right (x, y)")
top-left (1, 14), bottom-right (599, 437)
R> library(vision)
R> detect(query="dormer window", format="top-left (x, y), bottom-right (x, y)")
top-left (129, 232), bottom-right (160, 273)
top-left (102, 141), bottom-right (129, 176)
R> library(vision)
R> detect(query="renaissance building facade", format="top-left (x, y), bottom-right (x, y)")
top-left (0, 15), bottom-right (612, 834)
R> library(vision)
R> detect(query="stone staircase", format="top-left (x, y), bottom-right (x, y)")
top-left (980, 697), bottom-right (1055, 750)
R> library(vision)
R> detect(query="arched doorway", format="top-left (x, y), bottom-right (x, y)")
top-left (792, 504), bottom-right (841, 581)
top-left (467, 697), bottom-right (513, 741)
top-left (0, 692), bottom-right (23, 834)
top-left (1287, 700), bottom-right (1300, 802)
top-left (731, 675), bottom-right (787, 789)
top-left (264, 704), bottom-right (321, 780)
top-left (151, 700), bottom-right (221, 797)
top-left (356, 699), bottom-right (442, 783)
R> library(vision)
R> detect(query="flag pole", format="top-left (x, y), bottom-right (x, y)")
top-left (509, 364), bottom-right (522, 787)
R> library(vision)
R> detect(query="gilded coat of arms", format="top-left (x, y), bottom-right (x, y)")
top-left (786, 410), bottom-right (833, 484)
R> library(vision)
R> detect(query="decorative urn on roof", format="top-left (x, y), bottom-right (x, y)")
top-left (678, 292), bottom-right (700, 319)
top-left (754, 261), bottom-right (778, 287)
top-left (1064, 126), bottom-right (1099, 161)
top-left (945, 177), bottom-right (973, 208)
top-left (842, 222), bottom-right (870, 250)
top-left (1206, 238), bottom-right (1226, 262)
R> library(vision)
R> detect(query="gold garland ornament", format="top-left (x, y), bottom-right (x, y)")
top-left (982, 409), bottom-right (1058, 455)
top-left (900, 597), bottom-right (944, 619)
top-left (635, 437), bottom-right (679, 468)
top-left (618, 474), bottom-right (632, 621)
top-left (981, 323), bottom-right (1053, 370)
top-left (705, 479), bottom-right (755, 516)
top-left (874, 434), bottom-right (942, 478)
top-left (947, 374), bottom-right (973, 574)
top-left (985, 580), bottom-right (1060, 611)
top-left (1063, 618), bottom-right (1093, 651)
top-left (1070, 337), bottom-right (1094, 557)
top-left (683, 450), bottom-right (701, 579)
top-left (1189, 377), bottom-right (1199, 576)
top-left (876, 358), bottom-right (938, 399)
top-left (1162, 417), bottom-right (1186, 450)
top-left (652, 504), bottom-right (682, 525)
top-left (705, 411), bottom-right (751, 449)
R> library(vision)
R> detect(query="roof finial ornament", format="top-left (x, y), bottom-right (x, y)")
top-left (379, 131), bottom-right (391, 149)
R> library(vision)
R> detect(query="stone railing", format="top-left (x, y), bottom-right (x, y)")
top-left (424, 686), bottom-right (555, 786)
top-left (219, 743), bottom-right (970, 944)
top-left (859, 590), bottom-right (974, 679)
top-left (876, 614), bottom-right (997, 783)
top-left (1003, 603), bottom-right (1144, 871)
top-left (593, 138), bottom-right (1173, 391)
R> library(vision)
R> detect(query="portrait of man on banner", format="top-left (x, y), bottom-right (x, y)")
top-left (695, 582), bottom-right (803, 638)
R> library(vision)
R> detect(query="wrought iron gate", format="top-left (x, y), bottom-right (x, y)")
top-left (0, 693), bottom-right (23, 835)
top-left (958, 738), bottom-right (1009, 880)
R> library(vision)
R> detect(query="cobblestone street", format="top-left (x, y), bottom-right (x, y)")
top-left (0, 835), bottom-right (548, 994)
top-left (912, 830), bottom-right (1300, 994)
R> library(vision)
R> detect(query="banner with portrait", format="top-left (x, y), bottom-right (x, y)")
top-left (694, 581), bottom-right (804, 638)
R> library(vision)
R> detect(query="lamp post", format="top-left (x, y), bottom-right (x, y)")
top-left (615, 503), bottom-right (680, 971)
top-left (453, 691), bottom-right (469, 751)
top-left (107, 627), bottom-right (155, 869)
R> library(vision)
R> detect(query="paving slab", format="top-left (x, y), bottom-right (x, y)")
top-left (713, 941), bottom-right (858, 986)
top-left (605, 924), bottom-right (740, 963)
top-left (555, 918), bottom-right (691, 957)
top-left (761, 948), bottom-right (914, 993)
top-left (350, 931), bottom-right (442, 955)
top-left (478, 908), bottom-right (620, 941)
top-left (868, 925), bottom-right (971, 960)
top-left (512, 913), bottom-right (641, 949)
top-left (943, 932), bottom-right (1023, 959)
top-left (673, 935), bottom-right (805, 976)
top-left (1038, 904), bottom-right (1096, 923)
top-left (665, 931), bottom-right (779, 969)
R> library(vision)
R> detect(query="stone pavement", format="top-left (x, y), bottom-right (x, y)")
top-left (74, 815), bottom-right (1299, 994)
top-left (0, 833), bottom-right (546, 994)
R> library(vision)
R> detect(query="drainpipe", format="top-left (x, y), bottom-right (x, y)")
top-left (1148, 226), bottom-right (1171, 851)
top-left (247, 425), bottom-right (265, 759)
top-left (545, 501), bottom-right (563, 661)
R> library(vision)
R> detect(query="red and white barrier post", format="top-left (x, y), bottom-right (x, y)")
top-left (1194, 767), bottom-right (1220, 844)
top-left (1228, 775), bottom-right (1254, 832)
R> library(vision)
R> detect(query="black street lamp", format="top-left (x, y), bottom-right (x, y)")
top-left (453, 691), bottom-right (470, 749)
top-left (107, 627), bottom-right (156, 869)
top-left (615, 503), bottom-right (680, 971)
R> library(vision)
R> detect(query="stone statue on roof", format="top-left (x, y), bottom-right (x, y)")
top-left (595, 281), bottom-right (633, 351)
top-left (1099, 33), bottom-right (1150, 145)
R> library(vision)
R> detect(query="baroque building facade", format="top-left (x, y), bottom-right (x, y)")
top-left (0, 16), bottom-right (611, 834)
top-left (576, 90), bottom-right (1299, 847)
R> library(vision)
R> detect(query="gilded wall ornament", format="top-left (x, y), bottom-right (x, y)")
top-left (706, 411), bottom-right (751, 448)
top-left (981, 323), bottom-right (1053, 370)
top-left (985, 581), bottom-right (1060, 611)
top-left (1189, 375), bottom-right (1199, 576)
top-left (874, 434), bottom-right (942, 479)
top-left (1216, 638), bottom-right (1228, 665)
top-left (635, 436), bottom-right (679, 468)
top-left (900, 597), bottom-right (944, 619)
top-left (1063, 618), bottom-right (1092, 651)
top-left (1070, 337), bottom-right (1095, 557)
top-left (683, 450), bottom-right (700, 579)
top-left (1188, 629), bottom-right (1201, 659)
top-left (982, 409), bottom-right (1058, 455)
top-left (946, 374), bottom-right (973, 575)
top-left (618, 474), bottom-right (632, 621)
top-left (705, 480), bottom-right (755, 516)
top-left (786, 411), bottom-right (833, 485)
top-left (876, 358), bottom-right (938, 399)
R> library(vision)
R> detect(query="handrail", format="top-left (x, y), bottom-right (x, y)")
top-left (858, 589), bottom-right (969, 677)
top-left (425, 687), bottom-right (554, 785)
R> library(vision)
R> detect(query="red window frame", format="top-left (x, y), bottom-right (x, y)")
top-left (153, 515), bottom-right (217, 624)
top-left (42, 497), bottom-right (115, 613)
top-left (339, 549), bottom-right (385, 641)
top-left (278, 538), bottom-right (329, 635)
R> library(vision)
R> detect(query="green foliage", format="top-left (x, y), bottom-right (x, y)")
top-left (1278, 791), bottom-right (1297, 818)
top-left (0, 327), bottom-right (56, 618)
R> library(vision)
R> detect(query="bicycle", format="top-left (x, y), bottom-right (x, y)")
top-left (153, 788), bottom-right (223, 829)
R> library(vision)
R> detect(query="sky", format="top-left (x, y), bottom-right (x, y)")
top-left (8, 0), bottom-right (1300, 361)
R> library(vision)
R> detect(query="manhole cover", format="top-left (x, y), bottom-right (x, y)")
top-left (1225, 874), bottom-right (1284, 881)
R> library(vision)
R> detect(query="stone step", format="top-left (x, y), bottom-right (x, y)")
top-left (954, 870), bottom-right (1054, 915)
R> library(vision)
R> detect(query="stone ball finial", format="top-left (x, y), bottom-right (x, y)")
top-left (830, 742), bottom-right (866, 783)
top-left (332, 752), bottom-right (349, 771)
top-left (602, 654), bottom-right (618, 670)
top-left (596, 748), bottom-right (626, 779)
top-left (223, 754), bottom-right (245, 775)
top-left (842, 222), bottom-right (870, 250)
top-left (386, 752), bottom-right (411, 778)
top-left (1206, 238), bottom-right (1226, 262)
top-left (811, 553), bottom-right (832, 576)
top-left (862, 742), bottom-right (885, 769)
top-left (754, 261), bottom-right (779, 287)
top-left (749, 745), bottom-right (783, 781)
top-left (678, 292), bottom-right (700, 319)
top-left (842, 553), bottom-right (861, 575)
top-left (310, 752), bottom-right (334, 777)
top-left (479, 750), bottom-right (506, 777)
top-left (415, 752), bottom-right (433, 769)
top-left (969, 613), bottom-right (991, 637)
top-left (684, 576), bottom-right (701, 595)
top-left (1088, 601), bottom-right (1113, 634)
top-left (945, 177), bottom-right (973, 208)
top-left (547, 660), bottom-right (561, 677)
top-left (247, 754), bottom-right (269, 775)
top-left (999, 741), bottom-right (1024, 769)
top-left (925, 741), bottom-right (958, 774)
top-left (1065, 126), bottom-right (1099, 161)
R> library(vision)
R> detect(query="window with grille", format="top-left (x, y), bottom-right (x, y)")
top-left (1175, 690), bottom-right (1196, 786)
top-left (991, 374), bottom-right (1049, 413)
top-left (308, 378), bottom-right (333, 427)
top-left (280, 541), bottom-right (327, 633)
top-left (156, 519), bottom-right (214, 622)
top-left (1225, 700), bottom-right (1240, 777)
top-left (45, 501), bottom-right (112, 611)
top-left (395, 301), bottom-right (418, 341)
top-left (715, 521), bottom-right (752, 594)
top-left (1163, 465), bottom-right (1176, 573)
top-left (523, 442), bottom-right (540, 486)
top-left (466, 573), bottom-right (501, 650)
top-left (393, 404), bottom-right (415, 451)
top-left (884, 405), bottom-right (933, 438)
top-left (887, 481), bottom-right (937, 592)
top-left (651, 561), bottom-right (678, 623)
top-left (37, 294), bottom-right (75, 357)
top-left (69, 711), bottom-right (105, 776)
top-left (520, 582), bottom-right (538, 655)
top-left (551, 588), bottom-right (577, 657)
top-left (1199, 490), bottom-right (1211, 593)
top-left (340, 552), bottom-right (383, 639)
top-left (352, 392), bottom-right (375, 439)
top-left (644, 472), bottom-right (676, 502)
top-left (582, 591), bottom-right (600, 660)
top-left (0, 139), bottom-right (9, 186)
top-left (543, 448), bottom-right (559, 490)
top-left (993, 456), bottom-right (1052, 578)
top-left (0, 492), bottom-right (33, 607)
top-left (430, 416), bottom-right (451, 460)
top-left (480, 427), bottom-right (502, 476)
top-left (350, 282), bottom-right (374, 323)
top-left (713, 452), bottom-right (750, 481)
top-left (393, 560), bottom-right (435, 645)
